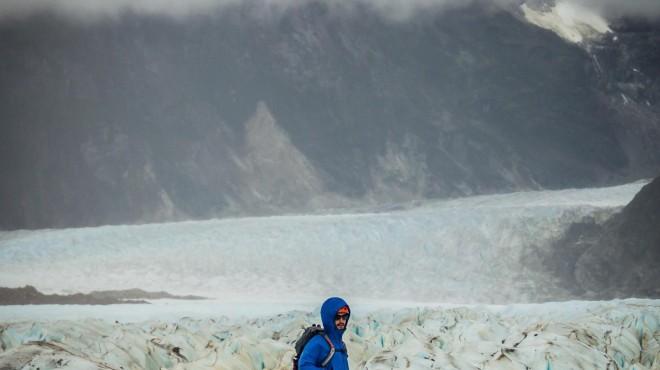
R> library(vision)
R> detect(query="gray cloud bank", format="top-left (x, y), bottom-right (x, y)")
top-left (1, 0), bottom-right (659, 23)
top-left (572, 0), bottom-right (660, 20)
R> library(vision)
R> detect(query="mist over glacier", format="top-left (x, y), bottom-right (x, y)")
top-left (0, 181), bottom-right (645, 304)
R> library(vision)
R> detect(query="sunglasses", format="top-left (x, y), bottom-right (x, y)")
top-left (335, 314), bottom-right (349, 321)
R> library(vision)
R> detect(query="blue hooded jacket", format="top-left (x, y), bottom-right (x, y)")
top-left (298, 297), bottom-right (350, 370)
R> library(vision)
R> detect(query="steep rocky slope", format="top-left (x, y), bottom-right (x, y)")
top-left (543, 175), bottom-right (660, 299)
top-left (1, 1), bottom-right (658, 229)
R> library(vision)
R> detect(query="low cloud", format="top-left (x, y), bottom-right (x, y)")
top-left (0, 0), bottom-right (658, 23)
top-left (0, 0), bottom-right (242, 21)
top-left (570, 0), bottom-right (660, 20)
top-left (0, 0), bottom-right (492, 23)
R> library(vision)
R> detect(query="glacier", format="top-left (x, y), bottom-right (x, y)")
top-left (1, 180), bottom-right (659, 370)
top-left (0, 181), bottom-right (647, 304)
top-left (0, 300), bottom-right (659, 370)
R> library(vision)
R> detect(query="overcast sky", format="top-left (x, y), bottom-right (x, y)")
top-left (0, 0), bottom-right (659, 23)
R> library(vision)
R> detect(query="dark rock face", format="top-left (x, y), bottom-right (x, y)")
top-left (1, 2), bottom-right (659, 229)
top-left (544, 175), bottom-right (660, 299)
top-left (589, 18), bottom-right (660, 178)
top-left (0, 286), bottom-right (206, 305)
top-left (0, 285), bottom-right (146, 305)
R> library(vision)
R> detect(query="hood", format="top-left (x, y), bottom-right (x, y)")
top-left (320, 296), bottom-right (350, 343)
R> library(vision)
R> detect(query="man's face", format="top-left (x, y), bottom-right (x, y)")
top-left (334, 313), bottom-right (348, 330)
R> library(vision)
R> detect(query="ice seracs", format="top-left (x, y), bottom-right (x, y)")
top-left (522, 1), bottom-right (612, 44)
top-left (0, 300), bottom-right (658, 370)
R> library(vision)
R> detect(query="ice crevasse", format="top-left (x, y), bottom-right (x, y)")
top-left (0, 300), bottom-right (659, 370)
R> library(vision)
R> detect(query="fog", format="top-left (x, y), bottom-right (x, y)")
top-left (1, 0), bottom-right (659, 22)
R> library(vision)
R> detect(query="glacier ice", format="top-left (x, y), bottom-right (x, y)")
top-left (0, 181), bottom-right (658, 369)
top-left (0, 181), bottom-right (646, 303)
top-left (0, 300), bottom-right (659, 370)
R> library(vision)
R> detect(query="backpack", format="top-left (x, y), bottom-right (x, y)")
top-left (292, 324), bottom-right (335, 370)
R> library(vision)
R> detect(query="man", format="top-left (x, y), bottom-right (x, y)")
top-left (298, 296), bottom-right (350, 370)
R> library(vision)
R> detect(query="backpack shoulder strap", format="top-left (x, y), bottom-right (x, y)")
top-left (319, 333), bottom-right (335, 367)
top-left (334, 341), bottom-right (348, 357)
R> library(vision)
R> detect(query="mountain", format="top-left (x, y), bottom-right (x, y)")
top-left (0, 285), bottom-right (147, 305)
top-left (1, 1), bottom-right (659, 229)
top-left (543, 174), bottom-right (660, 299)
top-left (0, 285), bottom-right (207, 305)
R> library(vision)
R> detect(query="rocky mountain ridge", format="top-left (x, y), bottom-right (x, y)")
top-left (0, 286), bottom-right (206, 305)
top-left (1, 1), bottom-right (658, 229)
top-left (542, 174), bottom-right (660, 299)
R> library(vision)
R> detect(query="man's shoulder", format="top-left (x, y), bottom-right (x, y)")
top-left (302, 332), bottom-right (331, 352)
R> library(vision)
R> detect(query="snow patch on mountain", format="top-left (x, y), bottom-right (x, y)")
top-left (522, 1), bottom-right (612, 44)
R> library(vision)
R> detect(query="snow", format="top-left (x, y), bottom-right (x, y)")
top-left (0, 181), bottom-right (647, 304)
top-left (522, 1), bottom-right (612, 44)
top-left (0, 299), bottom-right (658, 370)
top-left (0, 180), bottom-right (657, 369)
